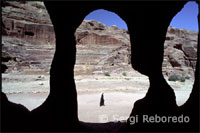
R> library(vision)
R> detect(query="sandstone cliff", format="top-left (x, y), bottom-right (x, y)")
top-left (2, 1), bottom-right (55, 45)
top-left (1, 1), bottom-right (198, 79)
top-left (74, 20), bottom-right (131, 75)
top-left (2, 1), bottom-right (55, 74)
top-left (163, 27), bottom-right (197, 78)
top-left (75, 20), bottom-right (197, 78)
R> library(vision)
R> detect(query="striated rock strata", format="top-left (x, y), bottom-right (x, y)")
top-left (163, 27), bottom-right (197, 78)
top-left (75, 20), bottom-right (197, 78)
top-left (1, 1), bottom-right (197, 79)
top-left (74, 20), bottom-right (131, 75)
top-left (2, 1), bottom-right (55, 74)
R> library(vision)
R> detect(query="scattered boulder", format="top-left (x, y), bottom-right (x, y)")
top-left (35, 75), bottom-right (45, 81)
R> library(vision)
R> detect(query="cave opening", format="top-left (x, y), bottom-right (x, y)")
top-left (1, 1), bottom-right (55, 111)
top-left (1, 1), bottom-right (199, 132)
top-left (162, 1), bottom-right (198, 106)
top-left (74, 9), bottom-right (149, 123)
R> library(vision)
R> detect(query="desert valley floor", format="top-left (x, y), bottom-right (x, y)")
top-left (2, 70), bottom-right (193, 123)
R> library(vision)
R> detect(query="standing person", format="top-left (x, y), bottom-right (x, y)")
top-left (100, 93), bottom-right (105, 106)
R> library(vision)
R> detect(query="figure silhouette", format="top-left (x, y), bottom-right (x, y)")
top-left (100, 93), bottom-right (105, 107)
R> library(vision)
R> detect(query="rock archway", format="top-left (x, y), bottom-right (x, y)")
top-left (74, 11), bottom-right (149, 123)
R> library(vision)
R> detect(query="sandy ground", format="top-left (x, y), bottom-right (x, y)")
top-left (2, 72), bottom-right (194, 123)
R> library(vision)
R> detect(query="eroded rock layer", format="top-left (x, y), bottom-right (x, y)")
top-left (74, 20), bottom-right (131, 75)
top-left (2, 1), bottom-right (55, 74)
top-left (163, 27), bottom-right (197, 78)
top-left (1, 1), bottom-right (197, 79)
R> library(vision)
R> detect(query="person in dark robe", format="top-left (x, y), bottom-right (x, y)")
top-left (100, 93), bottom-right (105, 107)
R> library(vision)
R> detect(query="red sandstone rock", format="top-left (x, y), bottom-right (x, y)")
top-left (165, 47), bottom-right (186, 67)
top-left (1, 2), bottom-right (198, 78)
top-left (75, 20), bottom-right (130, 46)
top-left (2, 1), bottom-right (55, 45)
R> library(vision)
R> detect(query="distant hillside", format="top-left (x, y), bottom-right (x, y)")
top-left (2, 1), bottom-right (197, 79)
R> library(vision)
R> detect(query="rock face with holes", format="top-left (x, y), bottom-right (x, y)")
top-left (1, 1), bottom-right (197, 77)
top-left (75, 20), bottom-right (198, 78)
top-left (2, 1), bottom-right (55, 45)
top-left (163, 27), bottom-right (198, 78)
top-left (2, 1), bottom-right (55, 74)
top-left (75, 20), bottom-right (131, 75)
top-left (2, 1), bottom-right (197, 79)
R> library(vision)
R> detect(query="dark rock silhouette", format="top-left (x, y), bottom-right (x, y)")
top-left (1, 1), bottom-right (199, 132)
top-left (1, 64), bottom-right (8, 73)
top-left (100, 93), bottom-right (105, 106)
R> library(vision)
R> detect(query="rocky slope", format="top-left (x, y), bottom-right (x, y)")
top-left (74, 20), bottom-right (131, 75)
top-left (75, 20), bottom-right (197, 79)
top-left (2, 1), bottom-right (55, 45)
top-left (163, 27), bottom-right (197, 79)
top-left (1, 1), bottom-right (198, 79)
top-left (2, 1), bottom-right (55, 74)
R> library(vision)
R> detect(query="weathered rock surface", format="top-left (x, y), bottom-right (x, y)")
top-left (75, 20), bottom-right (129, 46)
top-left (74, 20), bottom-right (131, 75)
top-left (75, 20), bottom-right (197, 78)
top-left (2, 1), bottom-right (55, 74)
top-left (163, 27), bottom-right (197, 78)
top-left (1, 1), bottom-right (197, 79)
top-left (2, 1), bottom-right (55, 45)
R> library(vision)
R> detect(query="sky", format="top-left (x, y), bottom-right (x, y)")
top-left (85, 2), bottom-right (198, 31)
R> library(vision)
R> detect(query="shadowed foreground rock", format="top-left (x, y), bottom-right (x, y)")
top-left (1, 1), bottom-right (199, 132)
